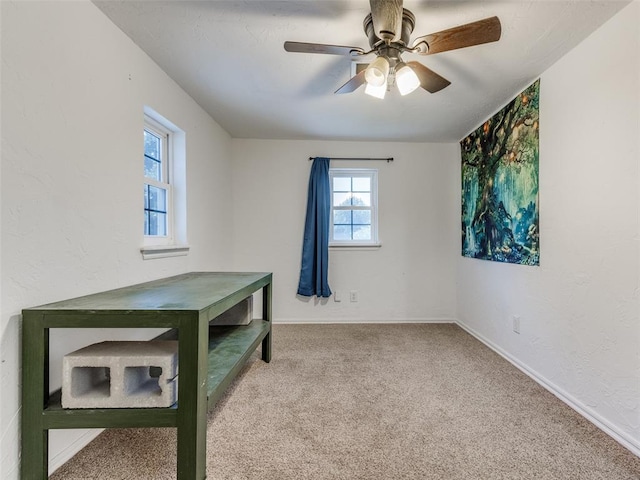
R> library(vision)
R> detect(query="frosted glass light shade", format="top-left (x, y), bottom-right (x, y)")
top-left (365, 81), bottom-right (387, 99)
top-left (396, 64), bottom-right (420, 96)
top-left (365, 56), bottom-right (390, 87)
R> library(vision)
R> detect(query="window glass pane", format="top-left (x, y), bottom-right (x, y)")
top-left (333, 177), bottom-right (351, 192)
top-left (351, 192), bottom-right (371, 206)
top-left (144, 185), bottom-right (149, 209)
top-left (144, 130), bottom-right (162, 181)
top-left (352, 177), bottom-right (370, 192)
top-left (148, 211), bottom-right (167, 236)
top-left (333, 225), bottom-right (351, 241)
top-left (145, 157), bottom-right (161, 181)
top-left (147, 185), bottom-right (167, 212)
top-left (333, 210), bottom-right (352, 225)
top-left (144, 130), bottom-right (161, 160)
top-left (333, 192), bottom-right (351, 207)
top-left (353, 225), bottom-right (371, 240)
top-left (352, 210), bottom-right (371, 225)
top-left (157, 213), bottom-right (167, 236)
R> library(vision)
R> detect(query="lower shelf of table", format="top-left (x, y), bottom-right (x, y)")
top-left (42, 319), bottom-right (270, 430)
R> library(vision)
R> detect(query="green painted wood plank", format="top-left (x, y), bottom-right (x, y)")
top-left (24, 272), bottom-right (271, 314)
top-left (159, 320), bottom-right (271, 409)
top-left (40, 311), bottom-right (186, 329)
top-left (21, 312), bottom-right (49, 479)
top-left (206, 320), bottom-right (270, 409)
top-left (175, 312), bottom-right (209, 480)
top-left (43, 391), bottom-right (178, 429)
top-left (262, 282), bottom-right (273, 362)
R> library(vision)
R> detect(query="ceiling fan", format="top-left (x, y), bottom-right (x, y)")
top-left (284, 0), bottom-right (501, 98)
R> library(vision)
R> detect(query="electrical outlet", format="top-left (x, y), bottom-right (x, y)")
top-left (334, 291), bottom-right (341, 302)
top-left (513, 315), bottom-right (521, 334)
top-left (350, 290), bottom-right (358, 302)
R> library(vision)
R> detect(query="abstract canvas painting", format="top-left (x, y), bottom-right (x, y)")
top-left (461, 79), bottom-right (540, 266)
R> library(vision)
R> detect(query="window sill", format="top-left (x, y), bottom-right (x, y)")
top-left (330, 243), bottom-right (382, 250)
top-left (140, 244), bottom-right (190, 260)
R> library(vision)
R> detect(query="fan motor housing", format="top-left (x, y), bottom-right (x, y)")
top-left (363, 9), bottom-right (415, 49)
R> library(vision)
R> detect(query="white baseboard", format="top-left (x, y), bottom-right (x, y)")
top-left (273, 318), bottom-right (456, 325)
top-left (456, 320), bottom-right (640, 458)
top-left (49, 429), bottom-right (103, 475)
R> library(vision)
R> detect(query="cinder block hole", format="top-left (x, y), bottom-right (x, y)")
top-left (71, 367), bottom-right (111, 398)
top-left (124, 366), bottom-right (163, 397)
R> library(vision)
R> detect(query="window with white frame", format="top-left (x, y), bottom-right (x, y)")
top-left (144, 117), bottom-right (172, 240)
top-left (141, 110), bottom-right (188, 259)
top-left (329, 169), bottom-right (379, 246)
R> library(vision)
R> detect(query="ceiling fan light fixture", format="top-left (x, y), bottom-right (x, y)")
top-left (396, 64), bottom-right (421, 96)
top-left (285, 7), bottom-right (502, 98)
top-left (365, 80), bottom-right (387, 99)
top-left (364, 56), bottom-right (390, 87)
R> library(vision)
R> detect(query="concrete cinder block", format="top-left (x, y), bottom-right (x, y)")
top-left (62, 341), bottom-right (178, 409)
top-left (210, 296), bottom-right (252, 326)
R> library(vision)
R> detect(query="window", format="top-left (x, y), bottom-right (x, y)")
top-left (144, 117), bottom-right (171, 239)
top-left (329, 169), bottom-right (379, 246)
top-left (141, 109), bottom-right (188, 259)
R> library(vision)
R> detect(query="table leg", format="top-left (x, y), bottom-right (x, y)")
top-left (176, 313), bottom-right (209, 480)
top-left (21, 313), bottom-right (49, 479)
top-left (262, 281), bottom-right (272, 363)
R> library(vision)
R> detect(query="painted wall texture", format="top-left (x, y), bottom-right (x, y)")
top-left (1, 0), bottom-right (234, 476)
top-left (230, 139), bottom-right (459, 323)
top-left (456, 0), bottom-right (640, 453)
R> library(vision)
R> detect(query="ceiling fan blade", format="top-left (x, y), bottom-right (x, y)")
top-left (284, 41), bottom-right (365, 56)
top-left (407, 61), bottom-right (451, 93)
top-left (411, 16), bottom-right (501, 55)
top-left (335, 70), bottom-right (367, 94)
top-left (369, 0), bottom-right (403, 42)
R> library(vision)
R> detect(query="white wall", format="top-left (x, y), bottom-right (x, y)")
top-left (456, 1), bottom-right (640, 453)
top-left (231, 139), bottom-right (458, 323)
top-left (1, 1), bottom-right (234, 477)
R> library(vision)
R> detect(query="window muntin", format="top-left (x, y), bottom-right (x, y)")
top-left (143, 118), bottom-right (171, 240)
top-left (143, 184), bottom-right (167, 236)
top-left (329, 169), bottom-right (378, 245)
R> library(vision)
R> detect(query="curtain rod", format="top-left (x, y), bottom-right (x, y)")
top-left (309, 156), bottom-right (394, 163)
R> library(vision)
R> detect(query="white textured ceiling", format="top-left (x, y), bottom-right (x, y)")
top-left (93, 0), bottom-right (629, 142)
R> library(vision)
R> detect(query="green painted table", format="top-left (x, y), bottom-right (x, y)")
top-left (21, 272), bottom-right (273, 479)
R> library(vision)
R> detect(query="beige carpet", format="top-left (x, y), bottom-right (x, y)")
top-left (51, 323), bottom-right (640, 479)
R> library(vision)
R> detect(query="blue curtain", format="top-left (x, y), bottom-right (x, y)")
top-left (297, 157), bottom-right (332, 298)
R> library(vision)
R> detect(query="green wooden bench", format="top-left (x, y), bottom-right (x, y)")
top-left (21, 272), bottom-right (273, 479)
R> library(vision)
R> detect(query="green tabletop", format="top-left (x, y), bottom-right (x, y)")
top-left (28, 272), bottom-right (270, 313)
